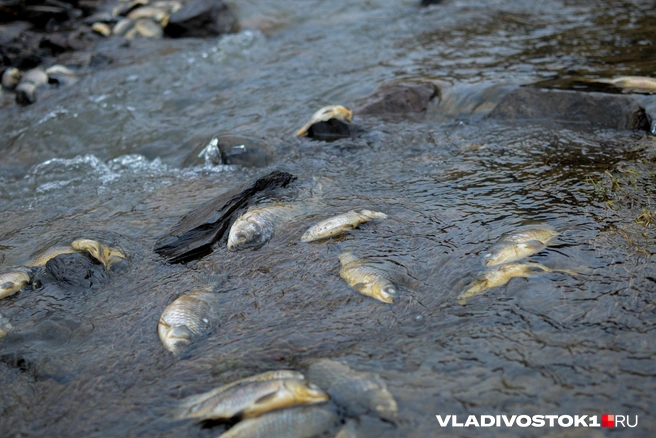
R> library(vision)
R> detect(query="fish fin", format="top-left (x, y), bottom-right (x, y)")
top-left (252, 391), bottom-right (279, 405)
top-left (519, 240), bottom-right (545, 251)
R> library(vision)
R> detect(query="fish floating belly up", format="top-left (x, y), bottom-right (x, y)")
top-left (301, 210), bottom-right (387, 242)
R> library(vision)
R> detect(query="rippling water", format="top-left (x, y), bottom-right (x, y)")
top-left (1, 0), bottom-right (655, 436)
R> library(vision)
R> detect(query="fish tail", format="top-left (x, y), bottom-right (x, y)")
top-left (360, 210), bottom-right (388, 219)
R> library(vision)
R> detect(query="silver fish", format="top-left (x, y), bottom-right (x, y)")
top-left (339, 251), bottom-right (397, 303)
top-left (219, 405), bottom-right (338, 438)
top-left (301, 210), bottom-right (387, 242)
top-left (158, 290), bottom-right (218, 354)
top-left (0, 269), bottom-right (32, 300)
top-left (483, 225), bottom-right (559, 266)
top-left (2, 67), bottom-right (22, 90)
top-left (307, 359), bottom-right (397, 421)
top-left (296, 105), bottom-right (353, 137)
top-left (459, 262), bottom-right (579, 302)
top-left (227, 204), bottom-right (298, 251)
top-left (179, 378), bottom-right (328, 421)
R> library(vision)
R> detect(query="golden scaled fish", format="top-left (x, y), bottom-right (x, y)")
top-left (339, 251), bottom-right (397, 304)
top-left (307, 359), bottom-right (398, 421)
top-left (219, 405), bottom-right (338, 438)
top-left (227, 204), bottom-right (298, 251)
top-left (596, 76), bottom-right (656, 94)
top-left (301, 210), bottom-right (388, 242)
top-left (26, 245), bottom-right (77, 267)
top-left (178, 378), bottom-right (328, 422)
top-left (459, 262), bottom-right (579, 302)
top-left (295, 105), bottom-right (353, 137)
top-left (482, 225), bottom-right (559, 267)
top-left (178, 370), bottom-right (305, 411)
top-left (158, 290), bottom-right (217, 354)
top-left (0, 269), bottom-right (33, 300)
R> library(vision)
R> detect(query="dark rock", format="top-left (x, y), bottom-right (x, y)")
top-left (164, 0), bottom-right (238, 38)
top-left (44, 252), bottom-right (110, 288)
top-left (307, 118), bottom-right (356, 141)
top-left (353, 81), bottom-right (439, 116)
top-left (223, 144), bottom-right (270, 168)
top-left (39, 30), bottom-right (96, 54)
top-left (488, 86), bottom-right (651, 131)
top-left (153, 170), bottom-right (296, 263)
top-left (420, 0), bottom-right (443, 5)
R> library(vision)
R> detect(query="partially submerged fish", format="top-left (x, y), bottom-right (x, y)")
top-left (307, 359), bottom-right (398, 420)
top-left (0, 269), bottom-right (33, 300)
top-left (595, 76), bottom-right (656, 94)
top-left (15, 69), bottom-right (49, 105)
top-left (483, 225), bottom-right (559, 266)
top-left (296, 105), bottom-right (353, 137)
top-left (339, 251), bottom-right (397, 303)
top-left (178, 378), bottom-right (328, 421)
top-left (178, 370), bottom-right (306, 411)
top-left (219, 405), bottom-right (338, 438)
top-left (459, 262), bottom-right (579, 302)
top-left (26, 245), bottom-right (77, 267)
top-left (28, 239), bottom-right (126, 271)
top-left (301, 210), bottom-right (387, 242)
top-left (227, 204), bottom-right (298, 251)
top-left (2, 67), bottom-right (22, 90)
top-left (158, 290), bottom-right (218, 354)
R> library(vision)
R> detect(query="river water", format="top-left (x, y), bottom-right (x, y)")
top-left (1, 0), bottom-right (655, 436)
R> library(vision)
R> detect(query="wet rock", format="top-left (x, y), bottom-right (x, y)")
top-left (420, 0), bottom-right (443, 5)
top-left (307, 119), bottom-right (357, 141)
top-left (153, 170), bottom-right (296, 263)
top-left (164, 0), bottom-right (238, 38)
top-left (44, 252), bottom-right (110, 288)
top-left (488, 86), bottom-right (651, 131)
top-left (39, 30), bottom-right (96, 55)
top-left (353, 81), bottom-right (439, 116)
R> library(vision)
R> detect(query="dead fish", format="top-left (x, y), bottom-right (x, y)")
top-left (15, 69), bottom-right (49, 105)
top-left (2, 67), bottom-right (22, 90)
top-left (127, 6), bottom-right (169, 24)
top-left (0, 313), bottom-right (13, 338)
top-left (219, 405), bottom-right (338, 438)
top-left (92, 22), bottom-right (112, 37)
top-left (307, 359), bottom-right (398, 421)
top-left (179, 378), bottom-right (328, 421)
top-left (296, 105), bottom-right (353, 137)
top-left (158, 290), bottom-right (218, 354)
top-left (227, 204), bottom-right (298, 251)
top-left (45, 65), bottom-right (77, 86)
top-left (483, 225), bottom-right (559, 266)
top-left (178, 370), bottom-right (306, 411)
top-left (339, 251), bottom-right (397, 303)
top-left (112, 18), bottom-right (135, 36)
top-left (151, 0), bottom-right (182, 13)
top-left (597, 76), bottom-right (656, 94)
top-left (459, 262), bottom-right (579, 302)
top-left (0, 269), bottom-right (33, 299)
top-left (133, 18), bottom-right (164, 38)
top-left (26, 245), bottom-right (77, 267)
top-left (301, 210), bottom-right (388, 242)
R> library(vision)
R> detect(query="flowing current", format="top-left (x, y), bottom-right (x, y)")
top-left (1, 0), bottom-right (655, 436)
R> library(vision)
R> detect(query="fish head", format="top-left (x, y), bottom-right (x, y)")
top-left (284, 379), bottom-right (330, 403)
top-left (369, 388), bottom-right (398, 420)
top-left (161, 325), bottom-right (193, 354)
top-left (227, 219), bottom-right (269, 251)
top-left (371, 280), bottom-right (396, 304)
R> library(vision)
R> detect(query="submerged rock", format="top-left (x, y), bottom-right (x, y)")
top-left (488, 86), bottom-right (651, 131)
top-left (306, 119), bottom-right (357, 141)
top-left (153, 171), bottom-right (296, 263)
top-left (353, 81), bottom-right (439, 116)
top-left (164, 0), bottom-right (238, 38)
top-left (44, 252), bottom-right (110, 288)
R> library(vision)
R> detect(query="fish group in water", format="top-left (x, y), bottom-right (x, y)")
top-left (461, 224), bottom-right (578, 302)
top-left (0, 238), bottom-right (127, 301)
top-left (2, 65), bottom-right (77, 106)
